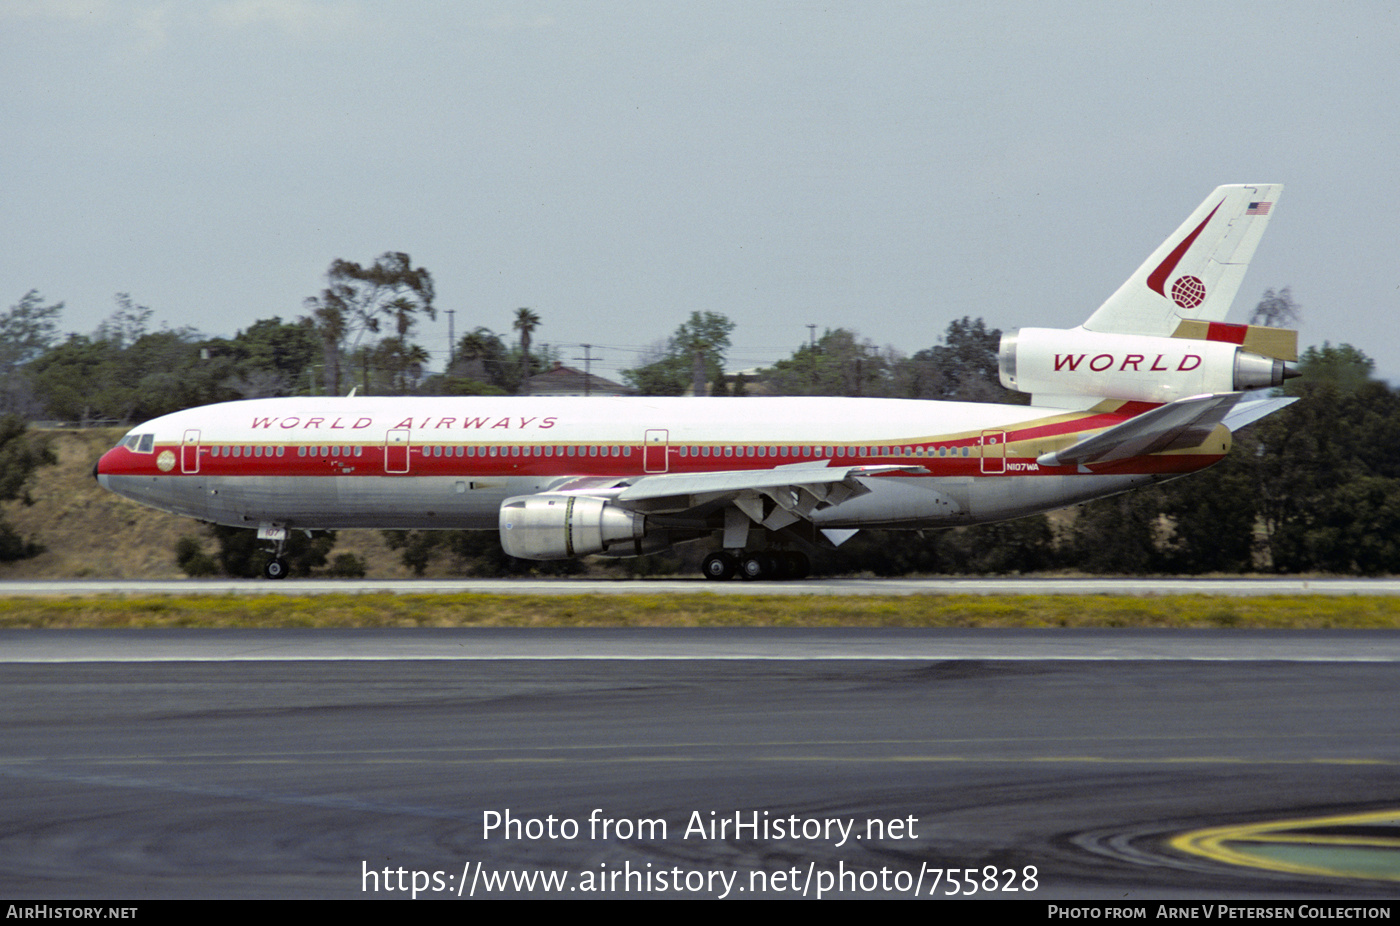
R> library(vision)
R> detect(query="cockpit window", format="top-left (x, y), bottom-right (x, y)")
top-left (136, 434), bottom-right (154, 453)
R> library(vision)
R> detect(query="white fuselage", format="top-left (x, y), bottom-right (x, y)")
top-left (95, 394), bottom-right (1215, 535)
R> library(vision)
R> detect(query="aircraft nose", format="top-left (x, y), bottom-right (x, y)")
top-left (93, 449), bottom-right (112, 489)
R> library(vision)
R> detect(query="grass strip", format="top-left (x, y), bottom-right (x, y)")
top-left (1, 594), bottom-right (1399, 629)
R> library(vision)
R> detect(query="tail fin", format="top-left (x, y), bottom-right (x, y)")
top-left (1082, 184), bottom-right (1282, 337)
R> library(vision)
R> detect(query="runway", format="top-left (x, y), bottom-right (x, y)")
top-left (2, 628), bottom-right (1398, 899)
top-left (4, 577), bottom-right (1400, 596)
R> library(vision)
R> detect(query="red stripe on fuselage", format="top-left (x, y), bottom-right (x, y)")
top-left (94, 406), bottom-right (1183, 481)
top-left (96, 421), bottom-right (1219, 482)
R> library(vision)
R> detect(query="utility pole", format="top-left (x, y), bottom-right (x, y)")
top-left (806, 324), bottom-right (818, 393)
top-left (445, 309), bottom-right (456, 372)
top-left (573, 343), bottom-right (594, 396)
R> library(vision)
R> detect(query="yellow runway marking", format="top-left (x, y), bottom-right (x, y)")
top-left (1173, 809), bottom-right (1400, 882)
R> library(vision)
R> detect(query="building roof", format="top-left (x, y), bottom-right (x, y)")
top-left (525, 362), bottom-right (634, 396)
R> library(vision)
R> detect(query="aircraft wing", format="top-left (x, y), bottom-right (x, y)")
top-left (1036, 392), bottom-right (1272, 468)
top-left (609, 463), bottom-right (924, 531)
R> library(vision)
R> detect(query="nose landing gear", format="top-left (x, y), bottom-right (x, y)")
top-left (258, 523), bottom-right (289, 580)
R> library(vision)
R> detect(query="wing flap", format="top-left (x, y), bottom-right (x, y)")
top-left (612, 464), bottom-right (923, 519)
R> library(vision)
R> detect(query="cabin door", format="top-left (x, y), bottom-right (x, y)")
top-left (980, 430), bottom-right (1006, 474)
top-left (385, 428), bottom-right (411, 473)
top-left (643, 429), bottom-right (669, 473)
top-left (181, 429), bottom-right (201, 474)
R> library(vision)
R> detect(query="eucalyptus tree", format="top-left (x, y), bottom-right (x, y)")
top-left (303, 252), bottom-right (435, 394)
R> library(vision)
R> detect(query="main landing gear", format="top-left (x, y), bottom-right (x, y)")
top-left (701, 550), bottom-right (810, 581)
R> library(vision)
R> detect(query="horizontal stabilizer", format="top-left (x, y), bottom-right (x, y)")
top-left (1221, 395), bottom-right (1297, 431)
top-left (1036, 392), bottom-right (1247, 468)
top-left (1171, 319), bottom-right (1298, 361)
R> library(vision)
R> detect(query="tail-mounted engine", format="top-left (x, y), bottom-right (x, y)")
top-left (499, 494), bottom-right (648, 560)
top-left (999, 323), bottom-right (1298, 406)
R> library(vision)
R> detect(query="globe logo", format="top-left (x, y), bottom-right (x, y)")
top-left (1171, 275), bottom-right (1206, 309)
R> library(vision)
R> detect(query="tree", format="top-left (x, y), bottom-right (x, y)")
top-left (445, 327), bottom-right (513, 392)
top-left (513, 308), bottom-right (541, 394)
top-left (95, 293), bottom-right (152, 349)
top-left (674, 311), bottom-right (735, 396)
top-left (0, 290), bottom-right (63, 416)
top-left (206, 525), bottom-right (336, 578)
top-left (1283, 342), bottom-right (1372, 396)
top-left (0, 414), bottom-right (54, 561)
top-left (902, 316), bottom-right (1016, 402)
top-left (226, 316), bottom-right (320, 396)
top-left (303, 252), bottom-right (435, 394)
top-left (623, 339), bottom-right (690, 396)
top-left (375, 335), bottom-right (431, 394)
top-left (622, 312), bottom-right (736, 396)
top-left (382, 529), bottom-right (584, 577)
top-left (1066, 488), bottom-right (1168, 574)
top-left (1157, 438), bottom-right (1263, 573)
top-left (1253, 343), bottom-right (1392, 573)
top-left (1250, 287), bottom-right (1302, 328)
top-left (763, 328), bottom-right (893, 397)
top-left (30, 295), bottom-right (239, 424)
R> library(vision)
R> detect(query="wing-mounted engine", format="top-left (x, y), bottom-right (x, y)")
top-left (999, 323), bottom-right (1298, 408)
top-left (499, 494), bottom-right (649, 560)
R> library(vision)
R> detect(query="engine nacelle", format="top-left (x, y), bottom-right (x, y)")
top-left (498, 494), bottom-right (647, 560)
top-left (999, 327), bottom-right (1294, 404)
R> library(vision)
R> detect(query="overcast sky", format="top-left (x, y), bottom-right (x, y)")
top-left (4, 0), bottom-right (1398, 383)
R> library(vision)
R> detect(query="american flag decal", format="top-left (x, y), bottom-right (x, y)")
top-left (1247, 201), bottom-right (1272, 215)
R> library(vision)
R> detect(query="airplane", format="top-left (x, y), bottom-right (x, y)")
top-left (96, 184), bottom-right (1298, 580)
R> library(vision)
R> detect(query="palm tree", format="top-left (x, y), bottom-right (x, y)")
top-left (513, 307), bottom-right (541, 395)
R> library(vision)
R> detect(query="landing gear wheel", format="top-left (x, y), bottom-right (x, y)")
top-left (263, 557), bottom-right (289, 580)
top-left (782, 551), bottom-right (810, 580)
top-left (739, 553), bottom-right (772, 581)
top-left (702, 552), bottom-right (737, 581)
